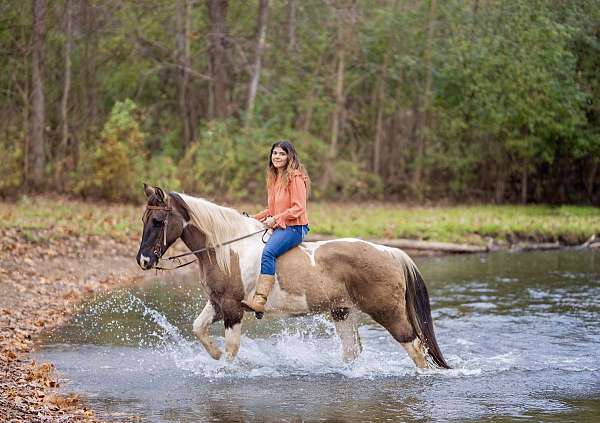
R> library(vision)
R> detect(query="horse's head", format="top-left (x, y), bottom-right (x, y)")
top-left (136, 183), bottom-right (190, 270)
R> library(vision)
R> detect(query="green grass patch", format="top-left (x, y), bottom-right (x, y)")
top-left (1, 197), bottom-right (598, 245)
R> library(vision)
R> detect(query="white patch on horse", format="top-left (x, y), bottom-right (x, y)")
top-left (225, 323), bottom-right (242, 361)
top-left (232, 225), bottom-right (264, 294)
top-left (333, 309), bottom-right (363, 362)
top-left (298, 239), bottom-right (350, 267)
top-left (192, 303), bottom-right (222, 360)
top-left (402, 337), bottom-right (428, 369)
top-left (139, 254), bottom-right (151, 269)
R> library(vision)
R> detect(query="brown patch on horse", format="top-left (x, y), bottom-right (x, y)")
top-left (276, 246), bottom-right (353, 311)
top-left (200, 249), bottom-right (245, 329)
top-left (314, 241), bottom-right (416, 343)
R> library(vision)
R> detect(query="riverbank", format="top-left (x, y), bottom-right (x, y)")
top-left (3, 196), bottom-right (599, 247)
top-left (0, 228), bottom-right (141, 421)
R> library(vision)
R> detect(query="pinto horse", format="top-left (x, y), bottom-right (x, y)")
top-left (136, 185), bottom-right (449, 369)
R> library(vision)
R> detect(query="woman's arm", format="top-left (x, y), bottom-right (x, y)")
top-left (274, 175), bottom-right (307, 228)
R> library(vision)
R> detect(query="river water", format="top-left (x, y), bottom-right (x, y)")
top-left (37, 250), bottom-right (600, 422)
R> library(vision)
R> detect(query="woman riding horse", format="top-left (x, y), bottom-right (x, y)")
top-left (242, 141), bottom-right (310, 316)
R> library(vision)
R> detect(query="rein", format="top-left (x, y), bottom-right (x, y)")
top-left (154, 228), bottom-right (268, 271)
top-left (144, 201), bottom-right (268, 271)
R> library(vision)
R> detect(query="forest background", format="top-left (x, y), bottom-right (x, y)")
top-left (1, 0), bottom-right (599, 205)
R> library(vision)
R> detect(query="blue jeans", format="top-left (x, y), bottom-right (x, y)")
top-left (261, 225), bottom-right (309, 275)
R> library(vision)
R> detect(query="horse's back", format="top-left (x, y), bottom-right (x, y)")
top-left (273, 238), bottom-right (408, 312)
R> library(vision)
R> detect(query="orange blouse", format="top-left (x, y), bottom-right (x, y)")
top-left (254, 170), bottom-right (309, 228)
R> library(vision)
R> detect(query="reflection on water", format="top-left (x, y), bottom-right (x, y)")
top-left (37, 250), bottom-right (600, 422)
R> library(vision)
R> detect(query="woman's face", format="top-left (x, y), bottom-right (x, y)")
top-left (271, 146), bottom-right (289, 170)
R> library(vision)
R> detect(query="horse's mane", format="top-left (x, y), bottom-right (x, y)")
top-left (176, 193), bottom-right (261, 274)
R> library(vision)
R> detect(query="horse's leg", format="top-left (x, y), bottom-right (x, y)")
top-left (401, 337), bottom-right (428, 369)
top-left (192, 302), bottom-right (223, 360)
top-left (331, 308), bottom-right (363, 363)
top-left (222, 298), bottom-right (244, 361)
top-left (345, 280), bottom-right (427, 368)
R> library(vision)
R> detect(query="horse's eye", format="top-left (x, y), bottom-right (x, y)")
top-left (152, 217), bottom-right (163, 227)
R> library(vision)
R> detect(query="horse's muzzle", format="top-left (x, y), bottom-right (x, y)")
top-left (136, 250), bottom-right (157, 270)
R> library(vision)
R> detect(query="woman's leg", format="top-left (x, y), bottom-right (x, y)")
top-left (243, 226), bottom-right (304, 315)
top-left (260, 226), bottom-right (304, 275)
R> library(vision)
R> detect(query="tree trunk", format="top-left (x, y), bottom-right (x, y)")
top-left (29, 0), bottom-right (47, 190)
top-left (56, 0), bottom-right (72, 188)
top-left (584, 159), bottom-right (597, 203)
top-left (320, 2), bottom-right (353, 193)
top-left (320, 35), bottom-right (345, 192)
top-left (83, 0), bottom-right (98, 136)
top-left (373, 55), bottom-right (389, 176)
top-left (207, 0), bottom-right (229, 120)
top-left (495, 164), bottom-right (505, 203)
top-left (412, 0), bottom-right (436, 199)
top-left (245, 0), bottom-right (269, 126)
top-left (284, 0), bottom-right (296, 53)
top-left (298, 52), bottom-right (325, 133)
top-left (177, 0), bottom-right (196, 146)
top-left (521, 166), bottom-right (528, 204)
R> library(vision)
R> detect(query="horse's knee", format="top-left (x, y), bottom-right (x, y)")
top-left (192, 316), bottom-right (207, 336)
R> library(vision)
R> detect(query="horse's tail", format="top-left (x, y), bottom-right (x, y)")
top-left (396, 251), bottom-right (450, 369)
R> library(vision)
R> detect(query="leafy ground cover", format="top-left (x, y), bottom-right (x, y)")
top-left (1, 196), bottom-right (599, 246)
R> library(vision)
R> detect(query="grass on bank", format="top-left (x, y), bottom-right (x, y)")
top-left (1, 196), bottom-right (599, 245)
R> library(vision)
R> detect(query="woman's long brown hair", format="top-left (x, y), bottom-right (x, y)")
top-left (266, 141), bottom-right (311, 195)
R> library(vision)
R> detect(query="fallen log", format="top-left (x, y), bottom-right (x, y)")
top-left (511, 242), bottom-right (561, 252)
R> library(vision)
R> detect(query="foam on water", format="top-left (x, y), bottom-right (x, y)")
top-left (62, 288), bottom-right (600, 384)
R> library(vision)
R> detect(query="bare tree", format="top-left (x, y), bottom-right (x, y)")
top-left (284, 0), bottom-right (296, 53)
top-left (55, 0), bottom-right (73, 188)
top-left (245, 0), bottom-right (269, 126)
top-left (83, 0), bottom-right (99, 134)
top-left (320, 0), bottom-right (355, 193)
top-left (412, 0), bottom-right (436, 199)
top-left (29, 0), bottom-right (47, 190)
top-left (207, 0), bottom-right (229, 120)
top-left (177, 0), bottom-right (196, 146)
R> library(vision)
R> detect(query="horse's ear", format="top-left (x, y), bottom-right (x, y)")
top-left (144, 183), bottom-right (155, 199)
top-left (155, 186), bottom-right (167, 203)
top-left (170, 192), bottom-right (190, 221)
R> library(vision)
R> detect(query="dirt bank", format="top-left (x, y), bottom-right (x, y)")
top-left (0, 228), bottom-right (142, 422)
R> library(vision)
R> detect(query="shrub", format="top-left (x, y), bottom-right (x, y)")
top-left (326, 160), bottom-right (384, 200)
top-left (74, 99), bottom-right (145, 202)
top-left (179, 122), bottom-right (327, 201)
top-left (0, 130), bottom-right (23, 197)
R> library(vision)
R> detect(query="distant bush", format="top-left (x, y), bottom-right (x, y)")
top-left (74, 99), bottom-right (145, 202)
top-left (146, 155), bottom-right (181, 193)
top-left (179, 122), bottom-right (327, 201)
top-left (0, 130), bottom-right (24, 197)
top-left (326, 160), bottom-right (384, 200)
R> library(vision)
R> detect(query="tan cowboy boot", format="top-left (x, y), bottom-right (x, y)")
top-left (242, 274), bottom-right (275, 314)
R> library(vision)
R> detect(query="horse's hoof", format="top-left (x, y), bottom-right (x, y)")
top-left (255, 312), bottom-right (264, 320)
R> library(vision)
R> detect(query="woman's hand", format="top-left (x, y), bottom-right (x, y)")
top-left (263, 216), bottom-right (276, 228)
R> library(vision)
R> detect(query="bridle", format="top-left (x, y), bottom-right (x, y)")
top-left (142, 203), bottom-right (173, 258)
top-left (142, 200), bottom-right (267, 271)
